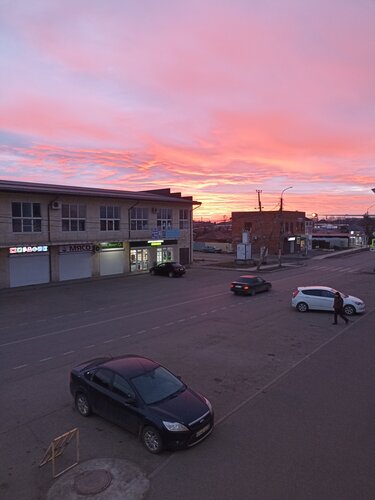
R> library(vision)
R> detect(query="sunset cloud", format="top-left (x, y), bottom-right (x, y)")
top-left (1, 0), bottom-right (374, 220)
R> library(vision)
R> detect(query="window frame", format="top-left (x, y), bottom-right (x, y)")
top-left (61, 203), bottom-right (86, 232)
top-left (157, 208), bottom-right (172, 230)
top-left (179, 208), bottom-right (189, 229)
top-left (11, 202), bottom-right (42, 233)
top-left (130, 207), bottom-right (149, 231)
top-left (100, 205), bottom-right (120, 231)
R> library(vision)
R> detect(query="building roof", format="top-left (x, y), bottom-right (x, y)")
top-left (0, 179), bottom-right (201, 206)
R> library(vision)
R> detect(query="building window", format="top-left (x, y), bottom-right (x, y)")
top-left (12, 202), bottom-right (42, 232)
top-left (100, 206), bottom-right (120, 231)
top-left (130, 207), bottom-right (149, 230)
top-left (179, 209), bottom-right (189, 229)
top-left (157, 208), bottom-right (172, 230)
top-left (62, 204), bottom-right (86, 232)
top-left (290, 222), bottom-right (294, 233)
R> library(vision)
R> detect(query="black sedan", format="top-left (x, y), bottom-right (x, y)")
top-left (230, 275), bottom-right (272, 296)
top-left (70, 355), bottom-right (213, 454)
top-left (149, 261), bottom-right (186, 277)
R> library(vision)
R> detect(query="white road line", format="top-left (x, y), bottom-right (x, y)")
top-left (136, 330), bottom-right (147, 335)
top-left (13, 364), bottom-right (28, 370)
top-left (0, 291), bottom-right (228, 348)
top-left (201, 312), bottom-right (207, 316)
top-left (165, 322), bottom-right (175, 326)
top-left (189, 316), bottom-right (197, 320)
top-left (39, 357), bottom-right (54, 363)
top-left (210, 309), bottom-right (217, 313)
top-left (103, 339), bottom-right (114, 343)
top-left (85, 344), bottom-right (95, 348)
top-left (62, 351), bottom-right (75, 356)
top-left (121, 335), bottom-right (131, 339)
top-left (151, 326), bottom-right (160, 330)
top-left (177, 319), bottom-right (185, 323)
top-left (83, 310), bottom-right (92, 314)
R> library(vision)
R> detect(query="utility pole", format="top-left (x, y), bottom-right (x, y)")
top-left (256, 190), bottom-right (263, 212)
top-left (278, 186), bottom-right (293, 267)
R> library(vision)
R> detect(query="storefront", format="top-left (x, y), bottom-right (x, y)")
top-left (9, 245), bottom-right (50, 287)
top-left (98, 242), bottom-right (125, 276)
top-left (129, 239), bottom-right (178, 272)
top-left (156, 246), bottom-right (173, 263)
top-left (130, 248), bottom-right (149, 272)
top-left (59, 243), bottom-right (93, 281)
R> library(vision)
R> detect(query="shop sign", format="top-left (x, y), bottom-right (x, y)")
top-left (148, 239), bottom-right (164, 246)
top-left (100, 242), bottom-right (123, 250)
top-left (288, 237), bottom-right (296, 241)
top-left (9, 245), bottom-right (48, 254)
top-left (59, 244), bottom-right (94, 253)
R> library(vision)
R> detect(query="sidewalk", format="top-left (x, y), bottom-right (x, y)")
top-left (193, 246), bottom-right (368, 273)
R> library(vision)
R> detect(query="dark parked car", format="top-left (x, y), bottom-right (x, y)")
top-left (149, 262), bottom-right (186, 277)
top-left (230, 275), bottom-right (272, 296)
top-left (70, 355), bottom-right (214, 454)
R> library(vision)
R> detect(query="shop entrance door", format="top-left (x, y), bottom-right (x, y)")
top-left (130, 248), bottom-right (149, 272)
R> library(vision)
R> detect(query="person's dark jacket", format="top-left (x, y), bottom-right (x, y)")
top-left (333, 293), bottom-right (344, 312)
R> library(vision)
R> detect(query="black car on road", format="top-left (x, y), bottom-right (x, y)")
top-left (149, 262), bottom-right (186, 277)
top-left (230, 275), bottom-right (272, 296)
top-left (70, 355), bottom-right (213, 454)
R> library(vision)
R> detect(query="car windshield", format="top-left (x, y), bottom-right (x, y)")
top-left (131, 366), bottom-right (185, 404)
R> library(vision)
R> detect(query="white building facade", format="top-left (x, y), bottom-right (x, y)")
top-left (0, 180), bottom-right (200, 288)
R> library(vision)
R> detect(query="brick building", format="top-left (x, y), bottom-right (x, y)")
top-left (231, 210), bottom-right (306, 256)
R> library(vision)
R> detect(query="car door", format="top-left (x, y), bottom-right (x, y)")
top-left (108, 374), bottom-right (143, 434)
top-left (319, 289), bottom-right (335, 310)
top-left (301, 289), bottom-right (321, 310)
top-left (256, 277), bottom-right (267, 292)
top-left (89, 368), bottom-right (115, 419)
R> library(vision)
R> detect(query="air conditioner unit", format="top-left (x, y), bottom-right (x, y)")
top-left (51, 201), bottom-right (62, 210)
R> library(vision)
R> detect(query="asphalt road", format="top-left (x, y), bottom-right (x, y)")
top-left (0, 250), bottom-right (374, 499)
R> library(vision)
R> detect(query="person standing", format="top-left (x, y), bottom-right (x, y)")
top-left (333, 291), bottom-right (349, 325)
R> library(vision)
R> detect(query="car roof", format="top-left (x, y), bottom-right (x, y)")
top-left (298, 286), bottom-right (335, 290)
top-left (100, 355), bottom-right (159, 378)
top-left (239, 275), bottom-right (258, 279)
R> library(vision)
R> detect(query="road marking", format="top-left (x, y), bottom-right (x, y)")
top-left (39, 357), bottom-right (54, 362)
top-left (201, 312), bottom-right (207, 316)
top-left (103, 339), bottom-right (114, 343)
top-left (177, 318), bottom-right (185, 323)
top-left (13, 364), bottom-right (28, 370)
top-left (85, 344), bottom-right (95, 348)
top-left (189, 316), bottom-right (197, 319)
top-left (136, 330), bottom-right (147, 335)
top-left (121, 334), bottom-right (131, 339)
top-left (165, 322), bottom-right (175, 326)
top-left (0, 292), bottom-right (228, 348)
top-left (151, 326), bottom-right (160, 330)
top-left (62, 351), bottom-right (75, 355)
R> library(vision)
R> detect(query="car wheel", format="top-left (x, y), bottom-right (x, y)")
top-left (296, 302), bottom-right (308, 313)
top-left (168, 271), bottom-right (174, 278)
top-left (75, 392), bottom-right (91, 417)
top-left (150, 269), bottom-right (155, 275)
top-left (142, 426), bottom-right (163, 454)
top-left (344, 304), bottom-right (355, 316)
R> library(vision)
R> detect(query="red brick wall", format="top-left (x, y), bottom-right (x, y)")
top-left (232, 211), bottom-right (306, 255)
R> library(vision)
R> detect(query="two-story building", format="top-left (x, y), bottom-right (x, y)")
top-left (0, 180), bottom-right (200, 288)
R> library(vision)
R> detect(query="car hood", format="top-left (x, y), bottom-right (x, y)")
top-left (149, 388), bottom-right (209, 424)
top-left (345, 294), bottom-right (364, 304)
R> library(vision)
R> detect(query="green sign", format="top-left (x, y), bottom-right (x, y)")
top-left (100, 242), bottom-right (123, 250)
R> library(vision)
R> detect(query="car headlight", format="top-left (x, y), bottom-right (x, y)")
top-left (162, 421), bottom-right (189, 432)
top-left (202, 396), bottom-right (213, 413)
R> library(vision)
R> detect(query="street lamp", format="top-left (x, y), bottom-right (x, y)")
top-left (365, 203), bottom-right (375, 215)
top-left (278, 186), bottom-right (293, 267)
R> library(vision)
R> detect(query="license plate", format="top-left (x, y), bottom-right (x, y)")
top-left (196, 424), bottom-right (210, 438)
top-left (235, 285), bottom-right (242, 289)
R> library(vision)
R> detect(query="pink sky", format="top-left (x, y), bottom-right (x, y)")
top-left (1, 0), bottom-right (375, 220)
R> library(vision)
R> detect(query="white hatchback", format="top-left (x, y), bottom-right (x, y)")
top-left (291, 286), bottom-right (365, 316)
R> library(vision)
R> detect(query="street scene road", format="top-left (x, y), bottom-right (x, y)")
top-left (1, 250), bottom-right (375, 499)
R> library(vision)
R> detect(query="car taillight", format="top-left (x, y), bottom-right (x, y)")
top-left (243, 285), bottom-right (249, 290)
top-left (292, 289), bottom-right (299, 298)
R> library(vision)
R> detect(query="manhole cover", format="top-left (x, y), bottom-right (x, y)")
top-left (75, 469), bottom-right (112, 495)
